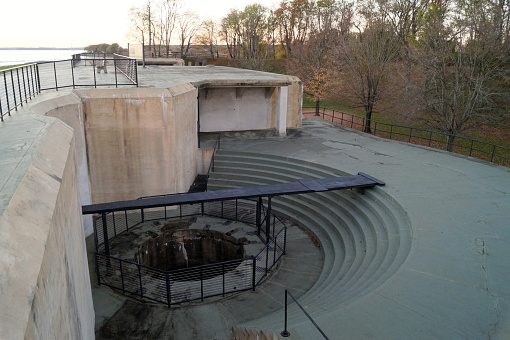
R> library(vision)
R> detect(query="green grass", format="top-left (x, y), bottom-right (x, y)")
top-left (0, 64), bottom-right (23, 71)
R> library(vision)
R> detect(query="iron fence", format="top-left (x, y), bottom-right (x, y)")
top-left (93, 199), bottom-right (286, 306)
top-left (0, 53), bottom-right (138, 122)
top-left (304, 106), bottom-right (510, 167)
top-left (0, 64), bottom-right (40, 122)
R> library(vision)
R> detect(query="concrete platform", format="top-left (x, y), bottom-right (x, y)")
top-left (92, 118), bottom-right (510, 339)
top-left (208, 119), bottom-right (510, 339)
top-left (2, 63), bottom-right (510, 339)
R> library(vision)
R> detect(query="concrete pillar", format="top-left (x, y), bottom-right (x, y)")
top-left (278, 86), bottom-right (288, 136)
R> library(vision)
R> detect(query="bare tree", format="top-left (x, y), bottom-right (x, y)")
top-left (416, 0), bottom-right (510, 150)
top-left (334, 21), bottom-right (401, 132)
top-left (177, 12), bottom-right (201, 58)
top-left (196, 20), bottom-right (220, 59)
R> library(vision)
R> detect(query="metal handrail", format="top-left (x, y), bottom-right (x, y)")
top-left (0, 63), bottom-right (40, 121)
top-left (281, 289), bottom-right (329, 339)
top-left (93, 198), bottom-right (287, 307)
top-left (206, 133), bottom-right (221, 180)
top-left (303, 106), bottom-right (510, 166)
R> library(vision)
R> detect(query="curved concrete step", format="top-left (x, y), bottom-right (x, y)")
top-left (208, 151), bottom-right (412, 324)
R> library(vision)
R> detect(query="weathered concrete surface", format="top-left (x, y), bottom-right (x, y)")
top-left (0, 116), bottom-right (94, 339)
top-left (0, 65), bottom-right (304, 339)
top-left (80, 86), bottom-right (198, 203)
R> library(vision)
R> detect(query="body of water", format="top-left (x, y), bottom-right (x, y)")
top-left (0, 48), bottom-right (85, 67)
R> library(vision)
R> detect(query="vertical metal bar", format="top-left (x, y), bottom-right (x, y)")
top-left (166, 273), bottom-right (171, 308)
top-left (201, 202), bottom-right (204, 216)
top-left (235, 199), bottom-right (238, 221)
top-left (256, 197), bottom-right (262, 236)
top-left (53, 62), bottom-right (58, 91)
top-left (138, 265), bottom-right (143, 298)
top-left (34, 64), bottom-right (40, 94)
top-left (429, 131), bottom-right (433, 146)
top-left (252, 257), bottom-right (256, 290)
top-left (469, 139), bottom-right (474, 156)
top-left (179, 204), bottom-right (182, 218)
top-left (101, 213), bottom-right (110, 255)
top-left (265, 243), bottom-right (269, 275)
top-left (114, 58), bottom-right (118, 88)
top-left (4, 72), bottom-right (11, 115)
top-left (491, 145), bottom-right (496, 162)
top-left (70, 59), bottom-right (76, 89)
top-left (141, 208), bottom-right (145, 222)
top-left (135, 59), bottom-right (139, 87)
top-left (283, 227), bottom-right (287, 255)
top-left (16, 69), bottom-right (22, 107)
top-left (95, 254), bottom-right (101, 286)
top-left (281, 290), bottom-right (290, 337)
top-left (221, 200), bottom-right (224, 218)
top-left (222, 263), bottom-right (225, 296)
top-left (21, 67), bottom-right (28, 102)
top-left (200, 267), bottom-right (204, 301)
top-left (112, 211), bottom-right (117, 236)
top-left (120, 260), bottom-right (125, 293)
top-left (408, 128), bottom-right (413, 143)
top-left (266, 196), bottom-right (272, 244)
top-left (125, 211), bottom-right (129, 231)
top-left (93, 60), bottom-right (97, 88)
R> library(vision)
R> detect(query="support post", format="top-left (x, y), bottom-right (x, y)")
top-left (265, 196), bottom-right (272, 244)
top-left (281, 289), bottom-right (290, 337)
top-left (256, 197), bottom-right (262, 236)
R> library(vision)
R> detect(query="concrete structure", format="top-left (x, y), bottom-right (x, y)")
top-left (0, 65), bottom-right (301, 339)
top-left (2, 63), bottom-right (510, 339)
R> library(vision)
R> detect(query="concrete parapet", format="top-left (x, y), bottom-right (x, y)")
top-left (0, 117), bottom-right (94, 339)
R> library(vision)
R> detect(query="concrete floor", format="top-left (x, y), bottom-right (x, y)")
top-left (3, 64), bottom-right (510, 339)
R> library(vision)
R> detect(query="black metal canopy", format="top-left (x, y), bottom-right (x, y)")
top-left (82, 172), bottom-right (385, 215)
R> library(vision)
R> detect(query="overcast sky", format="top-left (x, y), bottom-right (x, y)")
top-left (1, 0), bottom-right (279, 48)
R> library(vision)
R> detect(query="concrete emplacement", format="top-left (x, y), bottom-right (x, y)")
top-left (1, 65), bottom-right (510, 340)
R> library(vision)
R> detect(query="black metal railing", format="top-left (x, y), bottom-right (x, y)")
top-left (38, 53), bottom-right (138, 91)
top-left (303, 106), bottom-right (510, 167)
top-left (281, 289), bottom-right (329, 339)
top-left (206, 133), bottom-right (221, 182)
top-left (0, 53), bottom-right (138, 122)
top-left (93, 199), bottom-right (286, 306)
top-left (0, 64), bottom-right (40, 122)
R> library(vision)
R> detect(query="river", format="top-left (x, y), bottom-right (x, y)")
top-left (0, 48), bottom-right (85, 67)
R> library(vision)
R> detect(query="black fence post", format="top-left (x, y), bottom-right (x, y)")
top-left (10, 70), bottom-right (17, 111)
top-left (166, 273), bottom-right (171, 308)
top-left (53, 62), bottom-right (58, 91)
top-left (101, 213), bottom-right (110, 255)
top-left (281, 289), bottom-right (290, 337)
top-left (200, 267), bottom-right (204, 301)
top-left (252, 257), bottom-right (256, 290)
top-left (120, 260), bottom-right (125, 294)
top-left (138, 264), bottom-right (144, 298)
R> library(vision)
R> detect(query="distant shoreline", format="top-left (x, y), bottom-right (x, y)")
top-left (0, 47), bottom-right (84, 50)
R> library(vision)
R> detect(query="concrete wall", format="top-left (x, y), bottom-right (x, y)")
top-left (0, 117), bottom-right (94, 339)
top-left (199, 87), bottom-right (273, 132)
top-left (197, 78), bottom-right (302, 135)
top-left (31, 93), bottom-right (94, 236)
top-left (81, 86), bottom-right (199, 203)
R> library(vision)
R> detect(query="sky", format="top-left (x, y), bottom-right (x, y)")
top-left (0, 0), bottom-right (279, 48)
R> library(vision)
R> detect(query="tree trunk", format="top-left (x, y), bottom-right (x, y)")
top-left (364, 108), bottom-right (372, 133)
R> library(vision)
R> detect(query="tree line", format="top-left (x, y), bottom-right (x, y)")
top-left (128, 0), bottom-right (510, 149)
